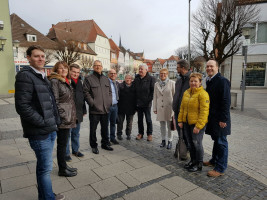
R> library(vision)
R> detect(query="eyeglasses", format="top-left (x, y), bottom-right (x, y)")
top-left (109, 73), bottom-right (116, 75)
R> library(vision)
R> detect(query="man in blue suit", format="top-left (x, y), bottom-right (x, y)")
top-left (204, 59), bottom-right (231, 177)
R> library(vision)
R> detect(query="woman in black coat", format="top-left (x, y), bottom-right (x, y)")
top-left (48, 61), bottom-right (77, 177)
top-left (117, 74), bottom-right (136, 140)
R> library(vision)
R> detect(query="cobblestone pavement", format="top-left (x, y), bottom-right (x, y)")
top-left (0, 90), bottom-right (267, 199)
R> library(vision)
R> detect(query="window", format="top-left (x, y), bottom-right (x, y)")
top-left (84, 44), bottom-right (87, 50)
top-left (27, 34), bottom-right (37, 42)
top-left (78, 43), bottom-right (81, 48)
top-left (245, 62), bottom-right (266, 86)
top-left (257, 22), bottom-right (267, 43)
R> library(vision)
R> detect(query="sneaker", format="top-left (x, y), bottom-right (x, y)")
top-left (117, 135), bottom-right (123, 140)
top-left (207, 170), bottom-right (224, 177)
top-left (136, 134), bottom-right (143, 140)
top-left (65, 155), bottom-right (72, 162)
top-left (72, 151), bottom-right (84, 157)
top-left (147, 135), bottom-right (152, 141)
top-left (55, 193), bottom-right (65, 200)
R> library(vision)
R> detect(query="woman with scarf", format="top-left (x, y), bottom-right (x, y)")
top-left (153, 68), bottom-right (175, 149)
top-left (48, 61), bottom-right (77, 177)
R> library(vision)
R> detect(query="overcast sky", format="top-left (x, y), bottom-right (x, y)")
top-left (9, 0), bottom-right (201, 60)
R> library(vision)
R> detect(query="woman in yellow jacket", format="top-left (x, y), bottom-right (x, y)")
top-left (178, 72), bottom-right (210, 172)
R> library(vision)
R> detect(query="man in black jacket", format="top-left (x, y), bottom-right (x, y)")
top-left (83, 60), bottom-right (113, 154)
top-left (65, 64), bottom-right (87, 162)
top-left (134, 64), bottom-right (156, 141)
top-left (204, 59), bottom-right (231, 177)
top-left (15, 45), bottom-right (64, 200)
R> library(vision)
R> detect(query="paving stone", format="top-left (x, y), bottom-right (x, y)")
top-left (124, 156), bottom-right (154, 169)
top-left (123, 183), bottom-right (177, 200)
top-left (173, 187), bottom-right (223, 200)
top-left (0, 99), bottom-right (8, 105)
top-left (0, 165), bottom-right (30, 180)
top-left (63, 185), bottom-right (101, 200)
top-left (93, 155), bottom-right (112, 166)
top-left (103, 150), bottom-right (139, 163)
top-left (116, 172), bottom-right (141, 188)
top-left (67, 169), bottom-right (101, 188)
top-left (0, 185), bottom-right (37, 200)
top-left (52, 177), bottom-right (74, 194)
top-left (1, 173), bottom-right (36, 193)
top-left (128, 164), bottom-right (170, 183)
top-left (0, 139), bottom-right (15, 145)
top-left (91, 177), bottom-right (127, 198)
top-left (93, 161), bottom-right (134, 179)
top-left (72, 158), bottom-right (100, 172)
top-left (159, 176), bottom-right (198, 196)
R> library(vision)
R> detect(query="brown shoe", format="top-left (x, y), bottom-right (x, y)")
top-left (207, 170), bottom-right (224, 177)
top-left (136, 134), bottom-right (143, 140)
top-left (147, 135), bottom-right (152, 141)
top-left (203, 161), bottom-right (215, 167)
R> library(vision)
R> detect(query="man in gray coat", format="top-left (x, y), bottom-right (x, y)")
top-left (172, 59), bottom-right (191, 160)
top-left (83, 60), bottom-right (113, 154)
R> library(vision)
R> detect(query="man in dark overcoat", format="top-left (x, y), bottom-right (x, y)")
top-left (204, 59), bottom-right (231, 177)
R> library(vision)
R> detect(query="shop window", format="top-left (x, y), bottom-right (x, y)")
top-left (245, 62), bottom-right (266, 86)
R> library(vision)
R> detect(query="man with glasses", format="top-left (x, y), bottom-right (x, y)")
top-left (83, 60), bottom-right (113, 154)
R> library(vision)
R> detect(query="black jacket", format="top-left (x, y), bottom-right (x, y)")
top-left (118, 82), bottom-right (136, 115)
top-left (71, 77), bottom-right (87, 123)
top-left (133, 73), bottom-right (156, 108)
top-left (15, 66), bottom-right (60, 139)
top-left (172, 71), bottom-right (191, 114)
top-left (205, 73), bottom-right (231, 136)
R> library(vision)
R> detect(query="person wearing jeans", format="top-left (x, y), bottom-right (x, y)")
top-left (15, 45), bottom-right (64, 200)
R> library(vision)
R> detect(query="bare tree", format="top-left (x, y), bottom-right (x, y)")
top-left (44, 50), bottom-right (54, 65)
top-left (112, 64), bottom-right (121, 74)
top-left (175, 45), bottom-right (198, 60)
top-left (54, 41), bottom-right (81, 65)
top-left (80, 56), bottom-right (94, 74)
top-left (192, 0), bottom-right (259, 65)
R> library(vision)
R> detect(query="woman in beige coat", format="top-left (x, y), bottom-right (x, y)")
top-left (153, 68), bottom-right (175, 149)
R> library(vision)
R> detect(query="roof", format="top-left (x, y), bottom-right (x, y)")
top-left (157, 58), bottom-right (166, 65)
top-left (168, 55), bottom-right (179, 61)
top-left (10, 13), bottom-right (58, 49)
top-left (109, 38), bottom-right (120, 58)
top-left (47, 20), bottom-right (108, 43)
top-left (235, 0), bottom-right (267, 5)
top-left (143, 59), bottom-right (154, 64)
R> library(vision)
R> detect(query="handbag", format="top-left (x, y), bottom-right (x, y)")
top-left (170, 116), bottom-right (176, 131)
top-left (174, 127), bottom-right (188, 160)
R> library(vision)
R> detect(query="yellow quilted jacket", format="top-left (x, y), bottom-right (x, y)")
top-left (178, 86), bottom-right (210, 130)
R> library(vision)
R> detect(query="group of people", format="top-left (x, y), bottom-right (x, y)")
top-left (14, 45), bottom-right (231, 200)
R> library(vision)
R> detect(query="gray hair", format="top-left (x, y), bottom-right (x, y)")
top-left (124, 73), bottom-right (134, 80)
top-left (93, 60), bottom-right (102, 66)
top-left (139, 64), bottom-right (148, 71)
top-left (177, 59), bottom-right (189, 70)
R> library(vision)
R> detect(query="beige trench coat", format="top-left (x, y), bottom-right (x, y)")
top-left (153, 80), bottom-right (175, 121)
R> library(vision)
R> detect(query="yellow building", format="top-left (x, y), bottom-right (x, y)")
top-left (0, 0), bottom-right (15, 96)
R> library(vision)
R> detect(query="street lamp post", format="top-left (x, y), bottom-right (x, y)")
top-left (188, 0), bottom-right (191, 68)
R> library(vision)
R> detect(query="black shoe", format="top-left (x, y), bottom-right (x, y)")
top-left (65, 155), bottom-right (72, 162)
top-left (126, 135), bottom-right (131, 140)
top-left (92, 147), bottom-right (99, 154)
top-left (184, 161), bottom-right (195, 169)
top-left (160, 140), bottom-right (166, 148)
top-left (117, 135), bottom-right (123, 140)
top-left (72, 151), bottom-right (84, 157)
top-left (58, 169), bottom-right (77, 177)
top-left (188, 162), bottom-right (203, 172)
top-left (111, 139), bottom-right (119, 145)
top-left (166, 141), bottom-right (172, 149)
top-left (66, 165), bottom-right (77, 172)
top-left (107, 141), bottom-right (112, 146)
top-left (101, 145), bottom-right (114, 151)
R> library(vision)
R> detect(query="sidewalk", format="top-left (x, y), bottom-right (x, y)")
top-left (0, 90), bottom-right (267, 199)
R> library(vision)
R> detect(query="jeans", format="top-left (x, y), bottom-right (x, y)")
top-left (57, 128), bottom-right (70, 170)
top-left (174, 112), bottom-right (189, 148)
top-left (160, 121), bottom-right (173, 142)
top-left (29, 131), bottom-right (56, 200)
top-left (137, 107), bottom-right (153, 135)
top-left (89, 113), bottom-right (109, 148)
top-left (108, 104), bottom-right (118, 141)
top-left (117, 113), bottom-right (134, 136)
top-left (66, 123), bottom-right (81, 156)
top-left (210, 133), bottom-right (228, 173)
top-left (183, 123), bottom-right (205, 163)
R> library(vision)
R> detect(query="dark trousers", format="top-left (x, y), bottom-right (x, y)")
top-left (183, 123), bottom-right (205, 163)
top-left (117, 113), bottom-right (134, 136)
top-left (108, 104), bottom-right (118, 141)
top-left (137, 107), bottom-right (153, 135)
top-left (210, 134), bottom-right (228, 173)
top-left (174, 112), bottom-right (189, 148)
top-left (89, 113), bottom-right (109, 148)
top-left (57, 128), bottom-right (70, 170)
